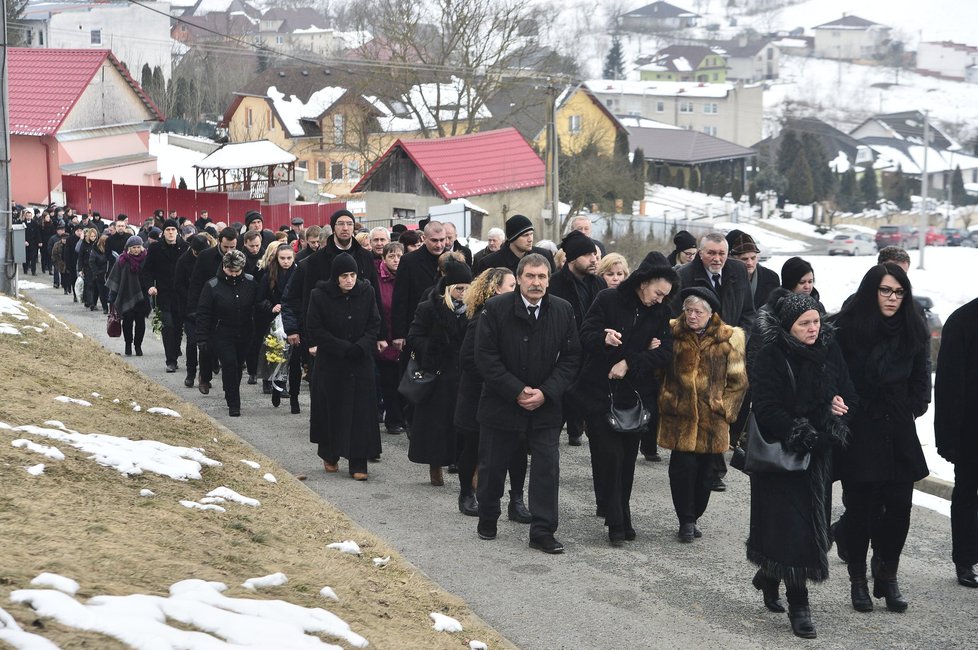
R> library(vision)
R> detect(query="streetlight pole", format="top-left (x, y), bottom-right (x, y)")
top-left (918, 113), bottom-right (929, 270)
top-left (0, 0), bottom-right (15, 296)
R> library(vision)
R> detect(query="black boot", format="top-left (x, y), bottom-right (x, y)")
top-left (752, 570), bottom-right (785, 613)
top-left (125, 342), bottom-right (132, 356)
top-left (290, 396), bottom-right (301, 414)
top-left (458, 493), bottom-right (478, 517)
top-left (507, 491), bottom-right (531, 523)
top-left (787, 607), bottom-right (816, 639)
top-left (873, 559), bottom-right (908, 612)
top-left (848, 564), bottom-right (873, 612)
top-left (271, 391), bottom-right (280, 408)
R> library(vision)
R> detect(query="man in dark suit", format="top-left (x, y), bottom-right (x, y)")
top-left (443, 221), bottom-right (473, 267)
top-left (472, 214), bottom-right (555, 275)
top-left (390, 221), bottom-right (447, 349)
top-left (726, 230), bottom-right (779, 311)
top-left (475, 253), bottom-right (581, 554)
top-left (672, 231), bottom-right (755, 491)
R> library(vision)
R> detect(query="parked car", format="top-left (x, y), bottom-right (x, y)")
top-left (915, 295), bottom-right (942, 360)
top-left (943, 227), bottom-right (968, 246)
top-left (923, 226), bottom-right (947, 246)
top-left (875, 225), bottom-right (916, 250)
top-left (828, 232), bottom-right (875, 256)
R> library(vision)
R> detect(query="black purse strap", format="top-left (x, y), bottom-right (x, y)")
top-left (784, 357), bottom-right (797, 397)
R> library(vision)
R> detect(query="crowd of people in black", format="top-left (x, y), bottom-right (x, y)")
top-left (21, 202), bottom-right (977, 640)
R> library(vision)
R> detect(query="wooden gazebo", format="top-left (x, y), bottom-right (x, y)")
top-left (195, 140), bottom-right (297, 200)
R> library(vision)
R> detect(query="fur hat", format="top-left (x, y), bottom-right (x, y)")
top-left (222, 249), bottom-right (247, 271)
top-left (505, 214), bottom-right (534, 242)
top-left (780, 256), bottom-right (814, 291)
top-left (773, 290), bottom-right (821, 331)
top-left (673, 230), bottom-right (697, 252)
top-left (559, 230), bottom-right (597, 263)
top-left (331, 252), bottom-right (358, 278)
top-left (442, 259), bottom-right (473, 286)
top-left (726, 229), bottom-right (760, 256)
top-left (244, 211), bottom-right (263, 227)
top-left (125, 235), bottom-right (143, 249)
top-left (680, 286), bottom-right (720, 313)
top-left (621, 251), bottom-right (680, 297)
top-left (330, 209), bottom-right (355, 230)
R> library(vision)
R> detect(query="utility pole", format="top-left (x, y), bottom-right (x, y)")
top-left (1, 0), bottom-right (15, 296)
top-left (918, 113), bottom-right (929, 270)
top-left (543, 82), bottom-right (560, 243)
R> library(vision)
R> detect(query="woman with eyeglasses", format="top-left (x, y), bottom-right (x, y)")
top-left (407, 259), bottom-right (473, 486)
top-left (830, 263), bottom-right (930, 614)
top-left (668, 230), bottom-right (698, 267)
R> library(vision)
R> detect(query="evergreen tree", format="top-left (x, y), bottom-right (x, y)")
top-left (173, 77), bottom-right (190, 119)
top-left (603, 34), bottom-right (626, 80)
top-left (178, 177), bottom-right (188, 190)
top-left (860, 166), bottom-right (880, 208)
top-left (784, 151), bottom-right (815, 204)
top-left (801, 133), bottom-right (835, 200)
top-left (151, 67), bottom-right (165, 108)
top-left (776, 130), bottom-right (802, 177)
top-left (838, 166), bottom-right (858, 212)
top-left (689, 166), bottom-right (701, 192)
top-left (631, 147), bottom-right (646, 182)
top-left (141, 64), bottom-right (153, 97)
top-left (614, 130), bottom-right (629, 161)
top-left (951, 164), bottom-right (966, 206)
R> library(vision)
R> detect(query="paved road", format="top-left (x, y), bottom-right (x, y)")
top-left (24, 284), bottom-right (978, 649)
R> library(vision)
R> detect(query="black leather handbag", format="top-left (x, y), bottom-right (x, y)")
top-left (397, 353), bottom-right (440, 405)
top-left (737, 357), bottom-right (810, 473)
top-left (605, 383), bottom-right (651, 434)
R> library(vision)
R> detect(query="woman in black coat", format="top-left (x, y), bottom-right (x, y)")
top-left (831, 263), bottom-right (929, 613)
top-left (305, 252), bottom-right (381, 480)
top-left (87, 234), bottom-right (109, 314)
top-left (78, 228), bottom-right (98, 309)
top-left (407, 260), bottom-right (472, 486)
top-left (454, 267), bottom-right (526, 517)
top-left (106, 235), bottom-right (152, 357)
top-left (256, 243), bottom-right (299, 412)
top-left (572, 252), bottom-right (678, 545)
top-left (748, 290), bottom-right (855, 639)
top-left (196, 250), bottom-right (259, 417)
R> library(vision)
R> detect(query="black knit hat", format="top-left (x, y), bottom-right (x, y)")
top-left (621, 251), bottom-right (680, 297)
top-left (331, 252), bottom-right (358, 279)
top-left (244, 211), bottom-right (263, 227)
top-left (505, 214), bottom-right (534, 242)
top-left (189, 234), bottom-right (210, 253)
top-left (680, 286), bottom-right (720, 313)
top-left (673, 230), bottom-right (697, 251)
top-left (726, 229), bottom-right (760, 256)
top-left (330, 209), bottom-right (355, 230)
top-left (774, 291), bottom-right (821, 331)
top-left (442, 259), bottom-right (473, 286)
top-left (780, 256), bottom-right (814, 291)
top-left (162, 218), bottom-right (179, 231)
top-left (560, 230), bottom-right (597, 263)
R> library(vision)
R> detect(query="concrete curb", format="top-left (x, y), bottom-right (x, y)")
top-left (917, 475), bottom-right (954, 500)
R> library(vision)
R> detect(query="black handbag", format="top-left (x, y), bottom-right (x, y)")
top-left (397, 353), bottom-right (440, 405)
top-left (605, 383), bottom-right (651, 434)
top-left (739, 357), bottom-right (811, 473)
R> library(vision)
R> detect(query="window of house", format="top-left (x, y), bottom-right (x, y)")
top-left (703, 126), bottom-right (717, 136)
top-left (91, 29), bottom-right (101, 45)
top-left (275, 35), bottom-right (285, 44)
top-left (317, 160), bottom-right (327, 179)
top-left (393, 208), bottom-right (416, 220)
top-left (679, 101), bottom-right (694, 113)
top-left (348, 159), bottom-right (361, 183)
top-left (331, 162), bottom-right (344, 181)
top-left (703, 103), bottom-right (718, 114)
top-left (767, 47), bottom-right (774, 60)
top-left (39, 31), bottom-right (44, 45)
top-left (333, 114), bottom-right (345, 145)
top-left (568, 114), bottom-right (582, 134)
top-left (656, 100), bottom-right (665, 113)
top-left (246, 108), bottom-right (253, 129)
top-left (712, 72), bottom-right (719, 80)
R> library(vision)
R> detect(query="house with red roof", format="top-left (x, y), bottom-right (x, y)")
top-left (7, 48), bottom-right (164, 206)
top-left (351, 127), bottom-right (545, 236)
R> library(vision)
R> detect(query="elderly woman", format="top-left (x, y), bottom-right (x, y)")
top-left (831, 263), bottom-right (929, 613)
top-left (306, 252), bottom-right (382, 479)
top-left (596, 252), bottom-right (630, 289)
top-left (574, 252), bottom-right (678, 545)
top-left (748, 289), bottom-right (855, 639)
top-left (659, 287), bottom-right (748, 543)
top-left (195, 250), bottom-right (259, 417)
top-left (106, 235), bottom-right (152, 357)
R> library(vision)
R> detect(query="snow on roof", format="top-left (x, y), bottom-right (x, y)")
top-left (615, 115), bottom-right (683, 130)
top-left (672, 57), bottom-right (693, 72)
top-left (829, 151), bottom-right (851, 173)
top-left (364, 77), bottom-right (492, 133)
top-left (773, 38), bottom-right (810, 49)
top-left (585, 79), bottom-right (740, 99)
top-left (868, 143), bottom-right (978, 175)
top-left (267, 85), bottom-right (347, 135)
top-left (195, 141), bottom-right (296, 170)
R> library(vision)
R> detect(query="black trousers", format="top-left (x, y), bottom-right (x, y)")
top-left (952, 457), bottom-right (978, 567)
top-left (640, 410), bottom-right (660, 457)
top-left (587, 415), bottom-right (641, 529)
top-left (668, 451), bottom-right (720, 525)
top-left (160, 310), bottom-right (184, 365)
top-left (62, 269), bottom-right (76, 297)
top-left (478, 423), bottom-right (560, 539)
top-left (184, 318), bottom-right (199, 380)
top-left (842, 480), bottom-right (914, 566)
top-left (317, 444), bottom-right (367, 474)
top-left (377, 359), bottom-right (405, 429)
top-left (93, 275), bottom-right (108, 310)
top-left (122, 312), bottom-right (146, 348)
top-left (214, 335), bottom-right (248, 409)
top-left (246, 320), bottom-right (263, 376)
top-left (23, 246), bottom-right (38, 274)
top-left (458, 425), bottom-right (527, 498)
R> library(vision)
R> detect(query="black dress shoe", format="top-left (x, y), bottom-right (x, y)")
top-left (262, 380), bottom-right (272, 395)
top-left (608, 525), bottom-right (626, 547)
top-left (568, 435), bottom-right (583, 446)
top-left (165, 363), bottom-right (177, 373)
top-left (678, 522), bottom-right (695, 543)
top-left (184, 376), bottom-right (195, 388)
top-left (752, 570), bottom-right (785, 613)
top-left (643, 451), bottom-right (662, 462)
top-left (198, 382), bottom-right (211, 395)
top-left (508, 494), bottom-right (532, 523)
top-left (134, 345), bottom-right (142, 356)
top-left (458, 493), bottom-right (479, 517)
top-left (290, 400), bottom-right (301, 414)
top-left (385, 425), bottom-right (405, 435)
top-left (788, 606), bottom-right (817, 639)
top-left (957, 565), bottom-right (978, 588)
top-left (529, 535), bottom-right (564, 554)
top-left (125, 343), bottom-right (132, 356)
top-left (447, 464), bottom-right (458, 474)
top-left (247, 374), bottom-right (257, 385)
top-left (624, 526), bottom-right (636, 541)
top-left (271, 392), bottom-right (281, 408)
top-left (228, 407), bottom-right (241, 417)
top-left (693, 525), bottom-right (703, 539)
top-left (711, 478), bottom-right (727, 492)
top-left (477, 518), bottom-right (497, 540)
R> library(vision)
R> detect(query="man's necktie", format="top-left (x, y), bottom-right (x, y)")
top-left (712, 273), bottom-right (721, 293)
top-left (527, 304), bottom-right (538, 319)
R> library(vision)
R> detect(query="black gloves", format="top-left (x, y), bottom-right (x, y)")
top-left (786, 418), bottom-right (818, 453)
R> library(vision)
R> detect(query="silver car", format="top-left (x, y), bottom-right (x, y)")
top-left (828, 232), bottom-right (875, 256)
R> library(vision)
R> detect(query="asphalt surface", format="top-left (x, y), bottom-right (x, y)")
top-left (23, 282), bottom-right (978, 649)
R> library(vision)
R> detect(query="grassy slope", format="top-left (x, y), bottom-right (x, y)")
top-left (0, 296), bottom-right (510, 649)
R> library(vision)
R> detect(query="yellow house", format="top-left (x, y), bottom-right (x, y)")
top-left (533, 84), bottom-right (627, 158)
top-left (638, 45), bottom-right (727, 83)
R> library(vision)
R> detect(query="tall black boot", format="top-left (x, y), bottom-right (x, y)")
top-left (848, 564), bottom-right (873, 612)
top-left (873, 559), bottom-right (908, 612)
top-left (786, 582), bottom-right (816, 639)
top-left (752, 569), bottom-right (785, 613)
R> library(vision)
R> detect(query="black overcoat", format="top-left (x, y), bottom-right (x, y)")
top-left (143, 238), bottom-right (189, 312)
top-left (935, 297), bottom-right (978, 463)
top-left (751, 264), bottom-right (781, 311)
top-left (305, 279), bottom-right (381, 461)
top-left (548, 268), bottom-right (607, 332)
top-left (391, 246), bottom-right (441, 340)
top-left (472, 244), bottom-right (555, 276)
top-left (454, 311), bottom-right (482, 433)
top-left (196, 271), bottom-right (258, 344)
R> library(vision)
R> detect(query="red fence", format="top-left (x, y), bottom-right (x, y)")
top-left (62, 175), bottom-right (348, 232)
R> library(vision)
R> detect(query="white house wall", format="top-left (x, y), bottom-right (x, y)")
top-left (916, 42), bottom-right (977, 80)
top-left (60, 61), bottom-right (157, 132)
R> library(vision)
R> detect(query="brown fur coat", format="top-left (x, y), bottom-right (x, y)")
top-left (657, 314), bottom-right (748, 453)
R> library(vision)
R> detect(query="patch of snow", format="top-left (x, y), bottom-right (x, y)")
top-left (147, 407), bottom-right (181, 418)
top-left (199, 496), bottom-right (226, 505)
top-left (26, 464), bottom-right (44, 476)
top-left (326, 540), bottom-right (361, 556)
top-left (430, 612), bottom-right (463, 633)
top-left (11, 439), bottom-right (64, 461)
top-left (263, 473), bottom-right (277, 483)
top-left (112, 399), bottom-right (120, 404)
top-left (179, 500), bottom-right (226, 513)
top-left (17, 281), bottom-right (49, 290)
top-left (30, 573), bottom-right (80, 596)
top-left (12, 422), bottom-right (221, 480)
top-left (90, 392), bottom-right (101, 398)
top-left (0, 324), bottom-right (21, 335)
top-left (241, 573), bottom-right (288, 590)
top-left (0, 605), bottom-right (60, 649)
top-left (54, 396), bottom-right (91, 407)
top-left (19, 325), bottom-right (44, 333)
top-left (139, 489), bottom-right (155, 497)
top-left (240, 460), bottom-right (261, 469)
top-left (372, 556), bottom-right (390, 567)
top-left (132, 405), bottom-right (142, 413)
top-left (470, 641), bottom-right (488, 650)
top-left (319, 586), bottom-right (338, 601)
top-left (913, 490), bottom-right (951, 517)
top-left (205, 486), bottom-right (260, 507)
top-left (0, 296), bottom-right (29, 320)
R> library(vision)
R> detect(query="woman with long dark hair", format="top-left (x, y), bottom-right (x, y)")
top-left (831, 263), bottom-right (929, 613)
top-left (257, 243), bottom-right (300, 412)
top-left (78, 228), bottom-right (99, 309)
top-left (377, 242), bottom-right (406, 433)
top-left (748, 289), bottom-right (855, 639)
top-left (106, 235), bottom-right (151, 356)
top-left (88, 234), bottom-right (110, 314)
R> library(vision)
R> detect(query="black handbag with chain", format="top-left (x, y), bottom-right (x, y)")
top-left (605, 381), bottom-right (651, 434)
top-left (397, 352), bottom-right (440, 405)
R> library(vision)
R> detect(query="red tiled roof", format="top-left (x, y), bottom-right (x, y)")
top-left (352, 127), bottom-right (545, 198)
top-left (8, 48), bottom-right (163, 137)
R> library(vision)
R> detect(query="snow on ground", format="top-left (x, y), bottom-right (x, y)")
top-left (326, 540), bottom-right (361, 556)
top-left (240, 460), bottom-right (261, 469)
top-left (16, 281), bottom-right (49, 291)
top-left (429, 612), bottom-right (463, 633)
top-left (205, 486), bottom-right (260, 508)
top-left (180, 500), bottom-right (226, 513)
top-left (147, 407), bottom-right (181, 418)
top-left (241, 573), bottom-right (287, 590)
top-left (0, 606), bottom-right (60, 649)
top-left (54, 396), bottom-right (91, 407)
top-left (11, 439), bottom-right (65, 461)
top-left (5, 421), bottom-right (221, 481)
top-left (25, 464), bottom-right (45, 476)
top-left (372, 556), bottom-right (390, 567)
top-left (30, 573), bottom-right (80, 596)
top-left (10, 577), bottom-right (369, 649)
top-left (139, 489), bottom-right (156, 497)
top-left (149, 133), bottom-right (210, 190)
top-left (319, 586), bottom-right (339, 601)
top-left (913, 490), bottom-right (951, 517)
top-left (0, 296), bottom-right (28, 320)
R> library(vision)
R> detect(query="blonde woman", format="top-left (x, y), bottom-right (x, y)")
top-left (596, 252), bottom-right (630, 289)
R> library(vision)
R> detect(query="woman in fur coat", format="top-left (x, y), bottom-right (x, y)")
top-left (658, 286), bottom-right (748, 543)
top-left (748, 290), bottom-right (855, 640)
